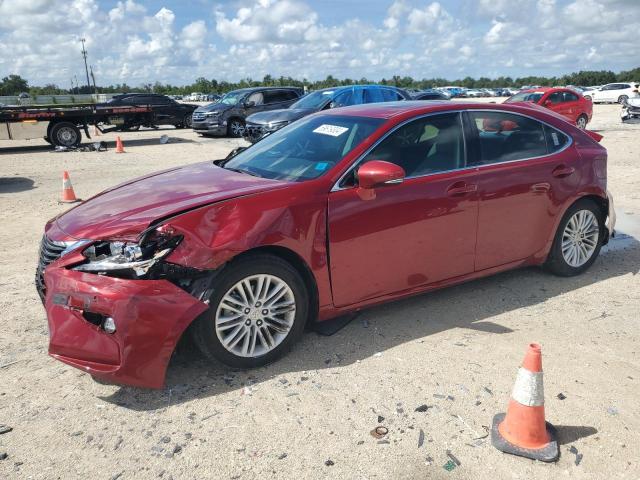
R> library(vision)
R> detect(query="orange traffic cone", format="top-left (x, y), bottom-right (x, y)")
top-left (115, 136), bottom-right (125, 153)
top-left (491, 343), bottom-right (559, 462)
top-left (60, 171), bottom-right (81, 203)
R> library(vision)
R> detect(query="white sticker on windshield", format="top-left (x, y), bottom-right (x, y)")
top-left (551, 132), bottom-right (560, 146)
top-left (313, 124), bottom-right (349, 137)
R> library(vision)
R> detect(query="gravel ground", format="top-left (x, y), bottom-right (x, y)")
top-left (0, 99), bottom-right (639, 480)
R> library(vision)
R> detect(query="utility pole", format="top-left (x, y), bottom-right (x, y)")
top-left (90, 65), bottom-right (97, 94)
top-left (80, 38), bottom-right (91, 93)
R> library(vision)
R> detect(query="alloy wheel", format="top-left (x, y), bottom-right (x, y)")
top-left (230, 121), bottom-right (245, 136)
top-left (215, 274), bottom-right (296, 357)
top-left (576, 116), bottom-right (587, 129)
top-left (561, 210), bottom-right (599, 268)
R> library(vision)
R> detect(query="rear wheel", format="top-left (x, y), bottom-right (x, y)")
top-left (576, 114), bottom-right (588, 129)
top-left (182, 114), bottom-right (193, 129)
top-left (50, 122), bottom-right (81, 148)
top-left (545, 199), bottom-right (603, 276)
top-left (191, 255), bottom-right (308, 368)
top-left (584, 95), bottom-right (592, 102)
top-left (618, 95), bottom-right (629, 104)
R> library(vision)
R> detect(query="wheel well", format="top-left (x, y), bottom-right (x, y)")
top-left (579, 194), bottom-right (607, 220)
top-left (233, 246), bottom-right (319, 325)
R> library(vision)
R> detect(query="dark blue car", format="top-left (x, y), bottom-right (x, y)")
top-left (244, 85), bottom-right (411, 142)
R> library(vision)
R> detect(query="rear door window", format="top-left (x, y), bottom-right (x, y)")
top-left (469, 111), bottom-right (549, 164)
top-left (363, 87), bottom-right (384, 103)
top-left (333, 88), bottom-right (363, 107)
top-left (381, 88), bottom-right (404, 101)
top-left (562, 91), bottom-right (579, 102)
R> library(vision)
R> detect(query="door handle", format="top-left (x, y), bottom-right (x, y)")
top-left (447, 182), bottom-right (478, 196)
top-left (552, 165), bottom-right (575, 178)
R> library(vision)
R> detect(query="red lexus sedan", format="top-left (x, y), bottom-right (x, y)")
top-left (505, 87), bottom-right (593, 129)
top-left (38, 101), bottom-right (615, 388)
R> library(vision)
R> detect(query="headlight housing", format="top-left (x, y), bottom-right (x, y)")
top-left (72, 228), bottom-right (182, 278)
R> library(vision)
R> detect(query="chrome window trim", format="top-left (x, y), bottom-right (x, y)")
top-left (330, 108), bottom-right (573, 192)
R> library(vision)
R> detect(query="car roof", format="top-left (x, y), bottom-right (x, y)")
top-left (229, 86), bottom-right (302, 94)
top-left (323, 100), bottom-right (552, 120)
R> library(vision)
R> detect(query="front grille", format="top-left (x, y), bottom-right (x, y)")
top-left (244, 122), bottom-right (265, 141)
top-left (35, 235), bottom-right (66, 302)
top-left (192, 112), bottom-right (206, 122)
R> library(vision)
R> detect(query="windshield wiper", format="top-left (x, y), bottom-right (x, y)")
top-left (224, 166), bottom-right (261, 178)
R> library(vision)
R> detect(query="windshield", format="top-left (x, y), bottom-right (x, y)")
top-left (506, 92), bottom-right (544, 103)
top-left (223, 115), bottom-right (384, 182)
top-left (290, 90), bottom-right (335, 110)
top-left (219, 91), bottom-right (245, 106)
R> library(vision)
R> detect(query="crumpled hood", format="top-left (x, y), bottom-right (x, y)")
top-left (194, 102), bottom-right (231, 114)
top-left (53, 162), bottom-right (287, 240)
top-left (246, 108), bottom-right (315, 125)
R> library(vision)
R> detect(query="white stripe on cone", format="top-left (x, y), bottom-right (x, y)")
top-left (63, 178), bottom-right (72, 189)
top-left (511, 368), bottom-right (544, 407)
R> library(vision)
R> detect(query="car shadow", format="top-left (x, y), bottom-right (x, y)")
top-left (0, 176), bottom-right (35, 193)
top-left (100, 232), bottom-right (640, 411)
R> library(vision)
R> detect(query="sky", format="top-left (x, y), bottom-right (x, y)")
top-left (0, 0), bottom-right (639, 87)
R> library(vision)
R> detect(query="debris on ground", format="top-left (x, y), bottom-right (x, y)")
top-left (425, 455), bottom-right (433, 466)
top-left (483, 387), bottom-right (493, 395)
top-left (557, 393), bottom-right (567, 400)
top-left (370, 426), bottom-right (388, 439)
top-left (0, 425), bottom-right (12, 435)
top-left (607, 406), bottom-right (619, 416)
top-left (377, 415), bottom-right (385, 423)
top-left (277, 453), bottom-right (288, 460)
top-left (0, 452), bottom-right (8, 460)
top-left (415, 404), bottom-right (430, 412)
top-left (418, 429), bottom-right (425, 448)
top-left (569, 445), bottom-right (583, 466)
top-left (473, 426), bottom-right (490, 440)
top-left (446, 450), bottom-right (461, 466)
top-left (361, 319), bottom-right (369, 328)
top-left (443, 460), bottom-right (456, 471)
top-left (324, 459), bottom-right (334, 466)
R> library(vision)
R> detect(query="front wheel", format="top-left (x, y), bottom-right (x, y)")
top-left (191, 255), bottom-right (308, 368)
top-left (228, 119), bottom-right (245, 138)
top-left (576, 114), bottom-right (588, 129)
top-left (545, 199), bottom-right (603, 276)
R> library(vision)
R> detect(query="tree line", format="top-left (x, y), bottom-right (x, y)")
top-left (1, 67), bottom-right (639, 97)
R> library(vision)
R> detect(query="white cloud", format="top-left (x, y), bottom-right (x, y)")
top-left (0, 0), bottom-right (639, 86)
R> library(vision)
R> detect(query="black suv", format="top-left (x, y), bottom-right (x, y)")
top-left (105, 94), bottom-right (198, 130)
top-left (243, 85), bottom-right (411, 143)
top-left (191, 87), bottom-right (303, 137)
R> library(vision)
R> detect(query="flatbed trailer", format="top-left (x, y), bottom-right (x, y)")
top-left (0, 103), bottom-right (154, 148)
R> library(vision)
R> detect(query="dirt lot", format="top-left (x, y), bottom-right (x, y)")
top-left (0, 100), bottom-right (639, 480)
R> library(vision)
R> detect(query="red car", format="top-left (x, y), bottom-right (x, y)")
top-left (505, 87), bottom-right (593, 129)
top-left (38, 101), bottom-right (615, 388)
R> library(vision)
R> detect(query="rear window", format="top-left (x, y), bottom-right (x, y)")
top-left (544, 124), bottom-right (569, 152)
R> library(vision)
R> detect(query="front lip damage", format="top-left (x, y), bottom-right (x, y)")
top-left (44, 266), bottom-right (208, 389)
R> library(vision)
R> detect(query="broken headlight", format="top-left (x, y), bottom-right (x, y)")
top-left (72, 230), bottom-right (182, 277)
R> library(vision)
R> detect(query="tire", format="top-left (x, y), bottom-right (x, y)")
top-left (191, 254), bottom-right (309, 368)
top-left (122, 124), bottom-right (140, 132)
top-left (182, 114), bottom-right (193, 129)
top-left (576, 114), bottom-right (588, 130)
top-left (50, 122), bottom-right (81, 148)
top-left (584, 95), bottom-right (592, 101)
top-left (228, 118), bottom-right (245, 138)
top-left (545, 198), bottom-right (604, 277)
top-left (618, 95), bottom-right (628, 104)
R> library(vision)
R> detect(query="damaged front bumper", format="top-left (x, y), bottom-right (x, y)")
top-left (43, 265), bottom-right (208, 388)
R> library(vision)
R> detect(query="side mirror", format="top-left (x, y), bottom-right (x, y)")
top-left (245, 100), bottom-right (256, 108)
top-left (329, 101), bottom-right (340, 109)
top-left (357, 161), bottom-right (405, 189)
